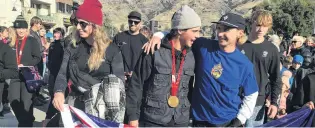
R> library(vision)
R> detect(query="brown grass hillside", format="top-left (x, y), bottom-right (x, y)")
top-left (75, 0), bottom-right (264, 30)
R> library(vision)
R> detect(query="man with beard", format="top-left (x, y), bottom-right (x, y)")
top-left (113, 11), bottom-right (148, 84)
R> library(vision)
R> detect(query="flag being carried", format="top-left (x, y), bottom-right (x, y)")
top-left (61, 104), bottom-right (132, 128)
top-left (19, 66), bottom-right (45, 93)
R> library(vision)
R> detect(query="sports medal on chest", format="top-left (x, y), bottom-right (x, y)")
top-left (168, 41), bottom-right (186, 108)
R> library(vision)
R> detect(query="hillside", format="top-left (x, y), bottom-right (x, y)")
top-left (75, 0), bottom-right (264, 30)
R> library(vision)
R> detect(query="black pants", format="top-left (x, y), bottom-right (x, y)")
top-left (141, 119), bottom-right (189, 127)
top-left (193, 120), bottom-right (231, 127)
top-left (2, 82), bottom-right (9, 104)
top-left (9, 78), bottom-right (35, 127)
top-left (0, 82), bottom-right (4, 105)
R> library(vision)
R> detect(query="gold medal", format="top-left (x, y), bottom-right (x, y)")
top-left (168, 96), bottom-right (179, 108)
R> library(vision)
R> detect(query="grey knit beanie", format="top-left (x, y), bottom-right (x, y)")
top-left (14, 15), bottom-right (28, 29)
top-left (171, 5), bottom-right (201, 29)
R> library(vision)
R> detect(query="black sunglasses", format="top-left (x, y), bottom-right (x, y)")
top-left (74, 20), bottom-right (90, 29)
top-left (128, 20), bottom-right (140, 25)
top-left (292, 41), bottom-right (298, 44)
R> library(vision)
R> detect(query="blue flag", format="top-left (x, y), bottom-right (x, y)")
top-left (19, 66), bottom-right (45, 93)
top-left (260, 107), bottom-right (315, 127)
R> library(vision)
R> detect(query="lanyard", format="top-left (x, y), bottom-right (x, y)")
top-left (16, 37), bottom-right (27, 65)
top-left (170, 41), bottom-right (187, 96)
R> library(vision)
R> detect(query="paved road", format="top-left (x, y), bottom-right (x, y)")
top-left (0, 102), bottom-right (49, 127)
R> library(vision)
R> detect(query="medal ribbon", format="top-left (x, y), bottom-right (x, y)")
top-left (15, 37), bottom-right (27, 65)
top-left (171, 41), bottom-right (187, 96)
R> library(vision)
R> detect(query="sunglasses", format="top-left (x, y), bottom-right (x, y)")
top-left (128, 20), bottom-right (140, 25)
top-left (74, 20), bottom-right (90, 29)
top-left (292, 41), bottom-right (299, 44)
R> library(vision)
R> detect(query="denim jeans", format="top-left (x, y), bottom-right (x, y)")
top-left (245, 105), bottom-right (265, 127)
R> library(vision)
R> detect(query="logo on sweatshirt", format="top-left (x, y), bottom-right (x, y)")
top-left (262, 51), bottom-right (268, 57)
top-left (211, 63), bottom-right (223, 79)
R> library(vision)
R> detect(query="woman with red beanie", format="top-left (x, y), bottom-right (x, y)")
top-left (52, 0), bottom-right (126, 124)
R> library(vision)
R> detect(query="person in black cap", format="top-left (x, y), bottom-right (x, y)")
top-left (113, 11), bottom-right (148, 87)
top-left (142, 12), bottom-right (259, 127)
top-left (9, 15), bottom-right (41, 127)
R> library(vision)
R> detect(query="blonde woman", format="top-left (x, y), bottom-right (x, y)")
top-left (7, 27), bottom-right (17, 47)
top-left (52, 0), bottom-right (125, 123)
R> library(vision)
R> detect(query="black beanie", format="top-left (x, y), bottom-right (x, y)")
top-left (14, 15), bottom-right (28, 29)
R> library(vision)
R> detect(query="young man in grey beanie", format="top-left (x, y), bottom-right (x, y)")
top-left (126, 5), bottom-right (201, 127)
top-left (143, 13), bottom-right (259, 127)
top-left (9, 15), bottom-right (41, 127)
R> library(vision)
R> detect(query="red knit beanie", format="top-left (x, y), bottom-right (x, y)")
top-left (76, 0), bottom-right (103, 26)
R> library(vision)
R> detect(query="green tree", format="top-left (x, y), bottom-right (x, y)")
top-left (258, 0), bottom-right (315, 36)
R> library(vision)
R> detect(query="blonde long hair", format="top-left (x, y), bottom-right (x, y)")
top-left (8, 27), bottom-right (17, 47)
top-left (75, 25), bottom-right (111, 71)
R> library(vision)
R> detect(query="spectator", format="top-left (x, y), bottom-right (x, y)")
top-left (0, 26), bottom-right (8, 44)
top-left (140, 26), bottom-right (152, 39)
top-left (44, 27), bottom-right (65, 125)
top-left (269, 34), bottom-right (281, 52)
top-left (282, 56), bottom-right (293, 69)
top-left (52, 0), bottom-right (125, 124)
top-left (7, 27), bottom-right (17, 47)
top-left (9, 15), bottom-right (41, 127)
top-left (290, 36), bottom-right (310, 57)
top-left (238, 10), bottom-right (281, 127)
top-left (112, 11), bottom-right (148, 88)
top-left (289, 56), bottom-right (315, 113)
top-left (289, 55), bottom-right (304, 75)
top-left (266, 62), bottom-right (292, 119)
top-left (0, 27), bottom-right (18, 118)
top-left (39, 26), bottom-right (49, 76)
top-left (305, 36), bottom-right (315, 54)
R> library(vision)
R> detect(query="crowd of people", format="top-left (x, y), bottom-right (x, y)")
top-left (0, 0), bottom-right (315, 127)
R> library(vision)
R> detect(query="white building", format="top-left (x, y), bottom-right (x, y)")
top-left (0, 0), bottom-right (73, 32)
top-left (0, 0), bottom-right (23, 27)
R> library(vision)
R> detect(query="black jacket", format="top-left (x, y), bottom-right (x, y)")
top-left (290, 72), bottom-right (315, 111)
top-left (48, 40), bottom-right (64, 77)
top-left (54, 41), bottom-right (125, 93)
top-left (16, 36), bottom-right (42, 66)
top-left (126, 38), bottom-right (194, 123)
top-left (290, 46), bottom-right (310, 57)
top-left (30, 29), bottom-right (44, 53)
top-left (0, 42), bottom-right (18, 81)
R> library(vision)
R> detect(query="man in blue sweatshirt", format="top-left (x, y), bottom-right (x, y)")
top-left (143, 13), bottom-right (259, 127)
